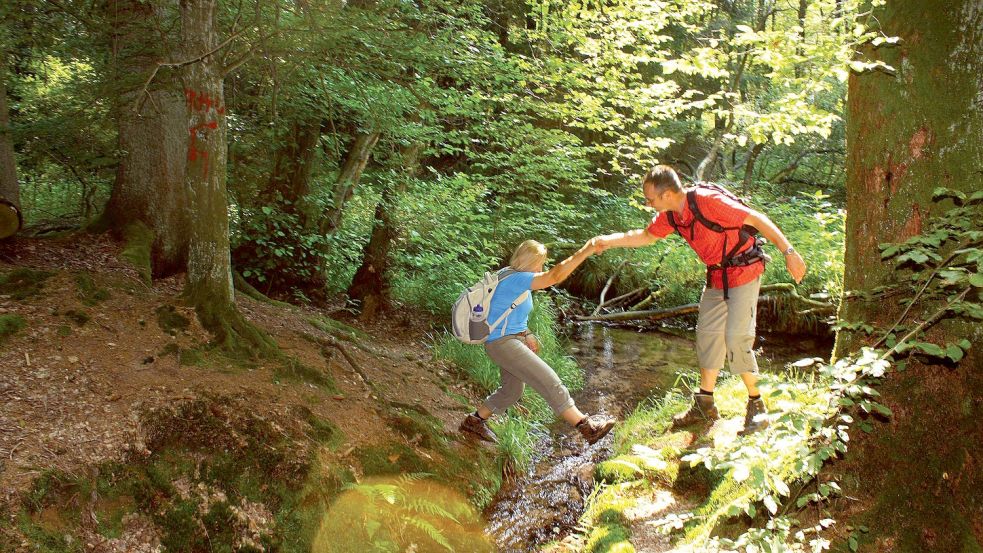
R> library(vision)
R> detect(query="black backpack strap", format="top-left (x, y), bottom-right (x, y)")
top-left (666, 211), bottom-right (680, 236)
top-left (687, 190), bottom-right (727, 234)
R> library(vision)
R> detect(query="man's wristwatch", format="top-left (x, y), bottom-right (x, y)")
top-left (783, 246), bottom-right (796, 257)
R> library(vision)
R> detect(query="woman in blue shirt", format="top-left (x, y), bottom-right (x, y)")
top-left (459, 239), bottom-right (616, 445)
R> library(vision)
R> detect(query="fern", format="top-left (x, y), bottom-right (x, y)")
top-left (405, 516), bottom-right (454, 551)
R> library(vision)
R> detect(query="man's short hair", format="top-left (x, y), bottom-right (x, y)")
top-left (643, 165), bottom-right (683, 194)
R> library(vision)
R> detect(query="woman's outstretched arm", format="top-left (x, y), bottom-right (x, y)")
top-left (531, 239), bottom-right (598, 290)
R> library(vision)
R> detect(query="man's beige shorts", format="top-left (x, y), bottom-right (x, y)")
top-left (695, 277), bottom-right (761, 375)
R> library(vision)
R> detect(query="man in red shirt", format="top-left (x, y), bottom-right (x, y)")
top-left (595, 165), bottom-right (806, 435)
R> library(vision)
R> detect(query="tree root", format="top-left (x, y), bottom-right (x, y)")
top-left (307, 316), bottom-right (401, 361)
top-left (191, 294), bottom-right (280, 360)
top-left (233, 271), bottom-right (294, 308)
top-left (300, 331), bottom-right (379, 393)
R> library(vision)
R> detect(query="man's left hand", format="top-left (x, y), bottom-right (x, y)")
top-left (786, 251), bottom-right (806, 284)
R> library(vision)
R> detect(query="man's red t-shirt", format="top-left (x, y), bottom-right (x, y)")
top-left (646, 187), bottom-right (764, 289)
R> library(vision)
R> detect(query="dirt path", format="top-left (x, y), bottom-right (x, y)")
top-left (0, 234), bottom-right (479, 519)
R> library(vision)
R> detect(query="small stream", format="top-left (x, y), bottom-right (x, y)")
top-left (483, 324), bottom-right (831, 552)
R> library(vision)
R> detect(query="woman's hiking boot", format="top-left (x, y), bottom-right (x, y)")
top-left (737, 397), bottom-right (769, 436)
top-left (576, 414), bottom-right (616, 445)
top-left (671, 393), bottom-right (719, 429)
top-left (459, 413), bottom-right (498, 443)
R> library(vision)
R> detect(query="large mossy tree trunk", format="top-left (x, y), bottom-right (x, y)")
top-left (103, 0), bottom-right (191, 276)
top-left (179, 0), bottom-right (275, 356)
top-left (0, 54), bottom-right (21, 239)
top-left (833, 1), bottom-right (983, 550)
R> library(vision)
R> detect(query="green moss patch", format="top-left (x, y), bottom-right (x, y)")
top-left (0, 314), bottom-right (26, 343)
top-left (272, 356), bottom-right (335, 391)
top-left (385, 402), bottom-right (449, 452)
top-left (595, 448), bottom-right (680, 486)
top-left (74, 273), bottom-right (111, 306)
top-left (0, 268), bottom-right (55, 301)
top-left (63, 309), bottom-right (89, 327)
top-left (11, 395), bottom-right (356, 553)
top-left (308, 316), bottom-right (370, 341)
top-left (155, 305), bottom-right (190, 336)
top-left (356, 442), bottom-right (430, 477)
top-left (119, 222), bottom-right (153, 286)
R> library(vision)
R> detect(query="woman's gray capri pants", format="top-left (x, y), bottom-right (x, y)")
top-left (482, 335), bottom-right (575, 416)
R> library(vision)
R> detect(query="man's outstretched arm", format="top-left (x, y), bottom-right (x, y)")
top-left (743, 210), bottom-right (806, 283)
top-left (595, 228), bottom-right (661, 252)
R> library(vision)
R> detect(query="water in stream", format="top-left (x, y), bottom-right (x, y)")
top-left (483, 324), bottom-right (831, 552)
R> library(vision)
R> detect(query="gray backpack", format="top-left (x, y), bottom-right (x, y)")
top-left (451, 268), bottom-right (530, 344)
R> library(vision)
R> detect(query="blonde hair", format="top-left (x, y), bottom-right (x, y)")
top-left (509, 240), bottom-right (548, 271)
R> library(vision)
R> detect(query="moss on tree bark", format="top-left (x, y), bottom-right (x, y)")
top-left (833, 1), bottom-right (983, 550)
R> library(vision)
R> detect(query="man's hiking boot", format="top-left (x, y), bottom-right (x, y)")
top-left (737, 397), bottom-right (769, 436)
top-left (577, 414), bottom-right (616, 445)
top-left (459, 413), bottom-right (498, 443)
top-left (671, 393), bottom-right (719, 429)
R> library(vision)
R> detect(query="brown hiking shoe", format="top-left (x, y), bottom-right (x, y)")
top-left (671, 393), bottom-right (720, 429)
top-left (459, 413), bottom-right (498, 443)
top-left (737, 397), bottom-right (769, 436)
top-left (576, 414), bottom-right (616, 445)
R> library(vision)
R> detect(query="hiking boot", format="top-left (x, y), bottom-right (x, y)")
top-left (577, 414), bottom-right (616, 445)
top-left (459, 413), bottom-right (498, 443)
top-left (671, 393), bottom-right (720, 429)
top-left (737, 397), bottom-right (769, 436)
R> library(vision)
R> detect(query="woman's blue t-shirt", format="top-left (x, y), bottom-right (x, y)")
top-left (486, 270), bottom-right (535, 342)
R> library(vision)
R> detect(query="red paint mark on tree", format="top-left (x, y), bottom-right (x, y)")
top-left (184, 89), bottom-right (225, 114)
top-left (184, 89), bottom-right (225, 178)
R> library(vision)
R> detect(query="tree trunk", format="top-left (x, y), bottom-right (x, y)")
top-left (179, 0), bottom-right (275, 356)
top-left (103, 0), bottom-right (190, 276)
top-left (833, 1), bottom-right (983, 550)
top-left (0, 54), bottom-right (21, 239)
top-left (346, 142), bottom-right (422, 319)
top-left (320, 131), bottom-right (380, 234)
top-left (795, 0), bottom-right (808, 77)
top-left (742, 142), bottom-right (764, 190)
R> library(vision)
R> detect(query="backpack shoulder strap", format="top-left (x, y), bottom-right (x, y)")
top-left (687, 189), bottom-right (726, 233)
top-left (488, 290), bottom-right (530, 332)
top-left (497, 267), bottom-right (519, 281)
top-left (666, 211), bottom-right (680, 235)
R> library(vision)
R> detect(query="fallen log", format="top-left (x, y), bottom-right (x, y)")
top-left (596, 286), bottom-right (647, 311)
top-left (576, 303), bottom-right (699, 322)
top-left (575, 284), bottom-right (836, 323)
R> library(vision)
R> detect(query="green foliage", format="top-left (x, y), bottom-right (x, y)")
top-left (233, 195), bottom-right (334, 294)
top-left (313, 474), bottom-right (494, 553)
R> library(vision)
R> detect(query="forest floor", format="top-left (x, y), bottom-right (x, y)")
top-left (0, 233), bottom-right (500, 552)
